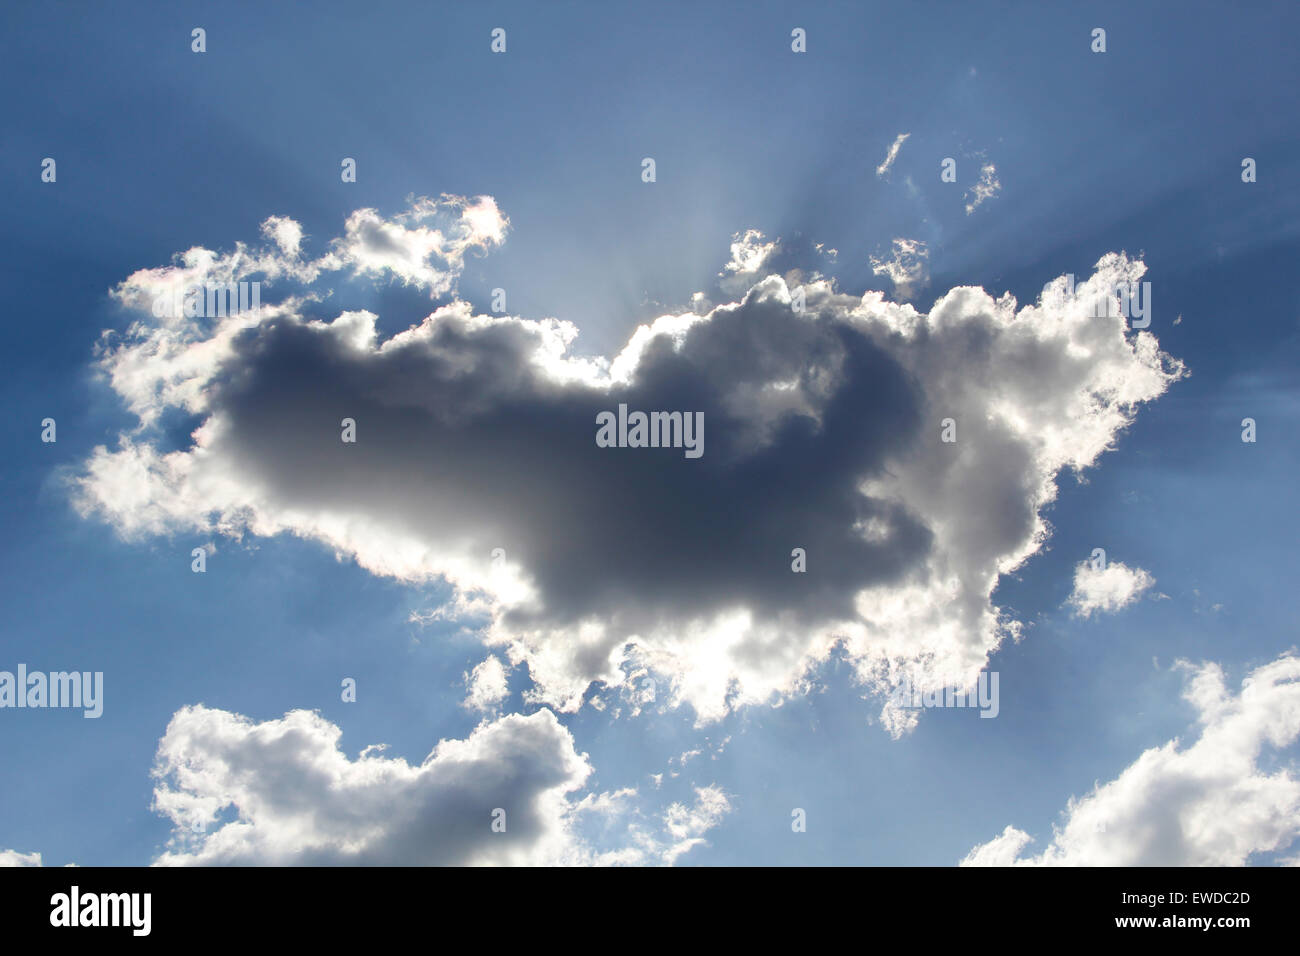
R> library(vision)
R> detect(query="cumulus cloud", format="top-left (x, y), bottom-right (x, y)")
top-left (72, 199), bottom-right (1184, 728)
top-left (964, 163), bottom-right (1001, 214)
top-left (317, 194), bottom-right (507, 296)
top-left (870, 238), bottom-right (929, 301)
top-left (961, 652), bottom-right (1300, 866)
top-left (875, 132), bottom-right (910, 178)
top-left (151, 704), bottom-right (727, 866)
top-left (1067, 560), bottom-right (1155, 618)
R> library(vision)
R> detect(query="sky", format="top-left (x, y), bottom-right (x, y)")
top-left (1, 0), bottom-right (1299, 867)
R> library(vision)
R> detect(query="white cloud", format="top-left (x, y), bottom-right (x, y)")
top-left (464, 655), bottom-right (510, 712)
top-left (689, 291), bottom-right (713, 315)
top-left (151, 704), bottom-right (727, 866)
top-left (719, 228), bottom-right (780, 295)
top-left (0, 849), bottom-right (43, 867)
top-left (964, 163), bottom-right (1001, 214)
top-left (98, 195), bottom-right (504, 430)
top-left (73, 201), bottom-right (1184, 731)
top-left (961, 652), bottom-right (1300, 865)
top-left (1068, 560), bottom-right (1155, 618)
top-left (260, 216), bottom-right (304, 257)
top-left (869, 238), bottom-right (929, 301)
top-left (661, 785), bottom-right (732, 864)
top-left (318, 194), bottom-right (507, 296)
top-left (876, 132), bottom-right (910, 178)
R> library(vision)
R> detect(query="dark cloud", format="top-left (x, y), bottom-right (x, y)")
top-left (208, 293), bottom-right (931, 635)
top-left (76, 203), bottom-right (1184, 723)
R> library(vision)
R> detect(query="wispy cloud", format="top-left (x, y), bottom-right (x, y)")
top-left (964, 163), bottom-right (1002, 214)
top-left (869, 238), bottom-right (930, 301)
top-left (876, 132), bottom-right (910, 178)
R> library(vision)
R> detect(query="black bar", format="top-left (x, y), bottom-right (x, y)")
top-left (0, 866), bottom-right (1287, 942)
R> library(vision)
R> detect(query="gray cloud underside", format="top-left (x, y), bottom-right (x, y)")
top-left (75, 201), bottom-right (1185, 724)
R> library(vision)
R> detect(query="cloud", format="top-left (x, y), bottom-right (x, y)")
top-left (875, 132), bottom-right (910, 178)
top-left (261, 216), bottom-right (304, 257)
top-left (72, 200), bottom-right (1184, 728)
top-left (0, 849), bottom-right (43, 867)
top-left (870, 238), bottom-right (929, 301)
top-left (1067, 560), bottom-right (1155, 618)
top-left (464, 655), bottom-right (510, 712)
top-left (661, 785), bottom-right (732, 864)
top-left (317, 195), bottom-right (507, 296)
top-left (961, 652), bottom-right (1300, 865)
top-left (719, 229), bottom-right (781, 295)
top-left (151, 704), bottom-right (727, 866)
top-left (964, 163), bottom-right (1001, 214)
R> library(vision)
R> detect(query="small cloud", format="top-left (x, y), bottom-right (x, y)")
top-left (463, 655), bottom-right (510, 712)
top-left (719, 229), bottom-right (780, 294)
top-left (661, 786), bottom-right (732, 864)
top-left (964, 163), bottom-right (1002, 214)
top-left (870, 238), bottom-right (930, 301)
top-left (876, 132), bottom-right (910, 178)
top-left (0, 849), bottom-right (43, 867)
top-left (672, 748), bottom-right (703, 767)
top-left (260, 216), bottom-right (305, 257)
top-left (1067, 560), bottom-right (1155, 618)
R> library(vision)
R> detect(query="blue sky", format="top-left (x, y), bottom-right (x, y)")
top-left (1, 1), bottom-right (1298, 866)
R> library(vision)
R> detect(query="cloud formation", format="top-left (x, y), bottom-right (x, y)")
top-left (961, 653), bottom-right (1300, 865)
top-left (870, 238), bottom-right (930, 301)
top-left (964, 163), bottom-right (1001, 214)
top-left (876, 132), bottom-right (910, 178)
top-left (0, 849), bottom-right (43, 867)
top-left (73, 197), bottom-right (1184, 728)
top-left (718, 228), bottom-right (781, 295)
top-left (1067, 560), bottom-right (1155, 618)
top-left (151, 704), bottom-right (727, 866)
top-left (464, 655), bottom-right (511, 712)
